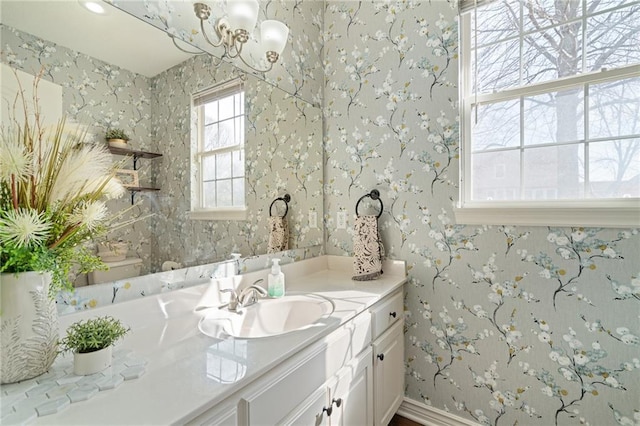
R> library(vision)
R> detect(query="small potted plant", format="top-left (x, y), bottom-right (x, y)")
top-left (59, 316), bottom-right (130, 375)
top-left (105, 128), bottom-right (130, 148)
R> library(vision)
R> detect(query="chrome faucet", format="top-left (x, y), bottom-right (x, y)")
top-left (238, 279), bottom-right (267, 308)
top-left (220, 279), bottom-right (267, 312)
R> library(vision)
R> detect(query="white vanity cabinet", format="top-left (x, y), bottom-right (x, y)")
top-left (188, 289), bottom-right (403, 426)
top-left (370, 290), bottom-right (404, 426)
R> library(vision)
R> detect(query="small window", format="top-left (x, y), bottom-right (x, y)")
top-left (456, 0), bottom-right (640, 227)
top-left (190, 78), bottom-right (246, 220)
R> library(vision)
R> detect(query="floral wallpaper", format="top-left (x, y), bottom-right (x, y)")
top-left (323, 1), bottom-right (639, 426)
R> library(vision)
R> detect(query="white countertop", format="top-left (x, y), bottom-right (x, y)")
top-left (14, 256), bottom-right (406, 425)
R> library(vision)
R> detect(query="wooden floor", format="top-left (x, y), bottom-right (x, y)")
top-left (388, 414), bottom-right (422, 426)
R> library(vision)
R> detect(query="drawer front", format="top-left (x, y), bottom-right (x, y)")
top-left (371, 290), bottom-right (403, 340)
top-left (240, 347), bottom-right (327, 425)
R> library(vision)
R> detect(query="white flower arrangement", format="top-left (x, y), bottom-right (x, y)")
top-left (0, 73), bottom-right (138, 295)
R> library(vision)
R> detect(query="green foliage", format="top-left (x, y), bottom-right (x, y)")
top-left (59, 316), bottom-right (130, 354)
top-left (0, 73), bottom-right (140, 297)
top-left (105, 128), bottom-right (130, 141)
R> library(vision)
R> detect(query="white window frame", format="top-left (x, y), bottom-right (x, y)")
top-left (455, 1), bottom-right (640, 227)
top-left (190, 78), bottom-right (247, 221)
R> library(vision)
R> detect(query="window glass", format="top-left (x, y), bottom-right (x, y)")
top-left (203, 181), bottom-right (216, 209)
top-left (472, 150), bottom-right (521, 201)
top-left (524, 88), bottom-right (585, 145)
top-left (462, 0), bottom-right (639, 204)
top-left (586, 6), bottom-right (640, 71)
top-left (522, 23), bottom-right (583, 84)
top-left (191, 80), bottom-right (246, 213)
top-left (589, 77), bottom-right (640, 139)
top-left (203, 155), bottom-right (216, 181)
top-left (472, 100), bottom-right (520, 151)
top-left (588, 139), bottom-right (640, 198)
top-left (216, 180), bottom-right (232, 207)
top-left (523, 0), bottom-right (582, 32)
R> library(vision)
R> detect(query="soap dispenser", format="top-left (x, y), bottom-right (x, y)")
top-left (268, 258), bottom-right (285, 298)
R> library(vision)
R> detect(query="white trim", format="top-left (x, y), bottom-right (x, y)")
top-left (189, 208), bottom-right (247, 221)
top-left (192, 77), bottom-right (244, 106)
top-left (472, 65), bottom-right (640, 105)
top-left (397, 397), bottom-right (480, 426)
top-left (454, 200), bottom-right (640, 227)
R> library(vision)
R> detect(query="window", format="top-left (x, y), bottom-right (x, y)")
top-left (456, 0), bottom-right (640, 227)
top-left (190, 78), bottom-right (246, 220)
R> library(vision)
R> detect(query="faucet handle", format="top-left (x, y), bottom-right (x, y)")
top-left (250, 279), bottom-right (267, 296)
top-left (220, 288), bottom-right (239, 311)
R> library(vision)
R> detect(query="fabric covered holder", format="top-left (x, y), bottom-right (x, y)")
top-left (267, 216), bottom-right (289, 253)
top-left (352, 215), bottom-right (384, 281)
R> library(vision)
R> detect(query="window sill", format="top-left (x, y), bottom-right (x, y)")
top-left (453, 200), bottom-right (640, 228)
top-left (190, 208), bottom-right (247, 221)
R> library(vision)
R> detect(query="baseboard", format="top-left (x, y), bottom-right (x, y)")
top-left (396, 397), bottom-right (480, 426)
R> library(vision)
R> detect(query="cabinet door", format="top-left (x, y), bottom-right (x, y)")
top-left (280, 385), bottom-right (330, 426)
top-left (330, 347), bottom-right (373, 426)
top-left (373, 320), bottom-right (404, 426)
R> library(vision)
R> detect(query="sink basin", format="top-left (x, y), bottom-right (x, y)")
top-left (198, 294), bottom-right (334, 339)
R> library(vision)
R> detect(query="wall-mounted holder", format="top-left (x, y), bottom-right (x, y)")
top-left (269, 194), bottom-right (291, 217)
top-left (355, 189), bottom-right (383, 219)
top-left (108, 146), bottom-right (162, 204)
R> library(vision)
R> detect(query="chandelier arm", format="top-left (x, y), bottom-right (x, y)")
top-left (225, 39), bottom-right (244, 59)
top-left (200, 18), bottom-right (225, 48)
top-left (236, 50), bottom-right (274, 73)
top-left (169, 35), bottom-right (207, 55)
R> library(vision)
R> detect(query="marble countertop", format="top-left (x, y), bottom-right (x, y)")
top-left (5, 255), bottom-right (406, 425)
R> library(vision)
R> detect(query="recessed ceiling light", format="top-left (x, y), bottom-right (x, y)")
top-left (79, 0), bottom-right (107, 15)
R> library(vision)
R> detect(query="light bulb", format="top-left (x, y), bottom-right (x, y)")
top-left (261, 20), bottom-right (289, 55)
top-left (227, 0), bottom-right (259, 33)
top-left (79, 0), bottom-right (106, 14)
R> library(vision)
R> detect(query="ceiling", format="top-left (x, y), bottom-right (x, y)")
top-left (0, 0), bottom-right (193, 77)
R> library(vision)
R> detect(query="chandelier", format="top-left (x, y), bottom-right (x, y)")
top-left (178, 0), bottom-right (289, 73)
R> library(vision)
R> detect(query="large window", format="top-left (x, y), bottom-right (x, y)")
top-left (191, 78), bottom-right (246, 220)
top-left (457, 0), bottom-right (640, 226)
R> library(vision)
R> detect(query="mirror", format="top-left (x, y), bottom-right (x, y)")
top-left (0, 1), bottom-right (323, 284)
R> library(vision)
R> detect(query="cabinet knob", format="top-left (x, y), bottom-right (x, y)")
top-left (332, 398), bottom-right (342, 408)
top-left (323, 405), bottom-right (333, 416)
top-left (377, 353), bottom-right (385, 361)
top-left (389, 311), bottom-right (397, 318)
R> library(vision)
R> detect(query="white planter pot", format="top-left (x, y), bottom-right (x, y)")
top-left (0, 271), bottom-right (59, 384)
top-left (74, 346), bottom-right (113, 375)
top-left (107, 138), bottom-right (128, 148)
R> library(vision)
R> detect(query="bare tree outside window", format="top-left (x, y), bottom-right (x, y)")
top-left (465, 0), bottom-right (640, 202)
